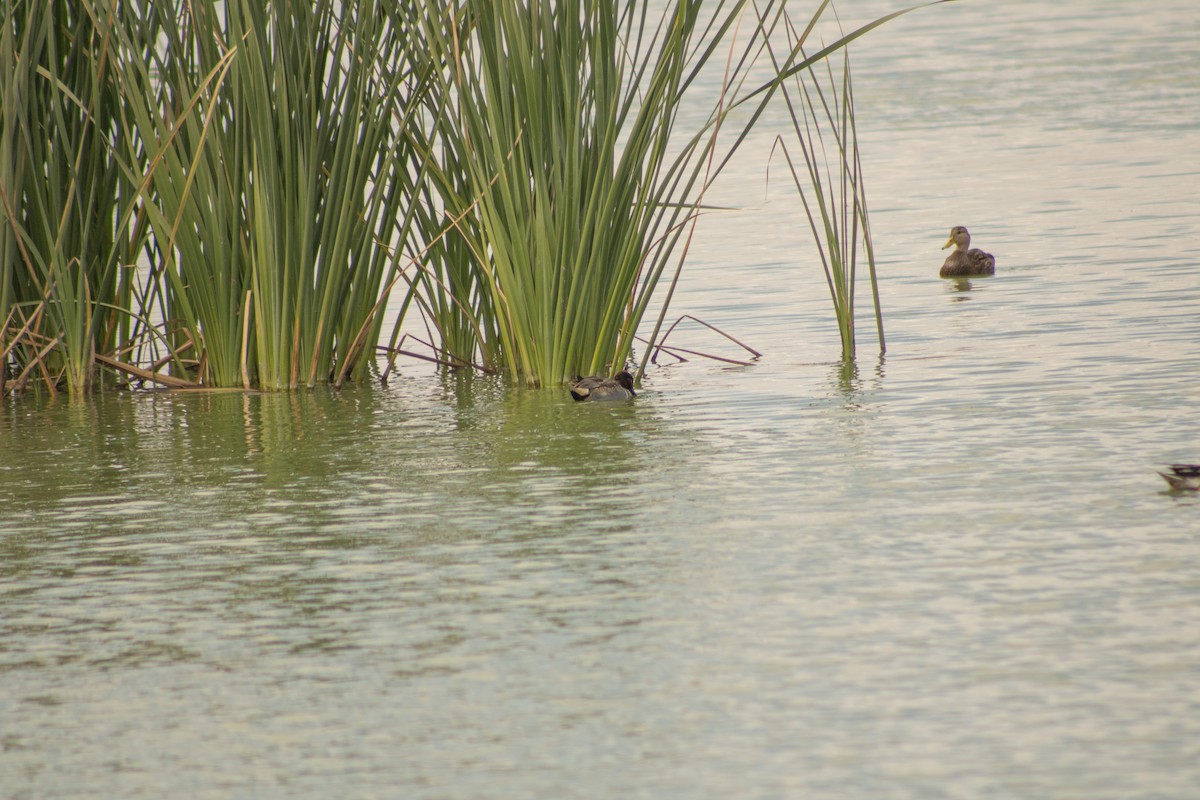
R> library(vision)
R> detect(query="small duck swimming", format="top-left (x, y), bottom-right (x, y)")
top-left (1158, 464), bottom-right (1200, 491)
top-left (940, 226), bottom-right (996, 277)
top-left (568, 370), bottom-right (636, 402)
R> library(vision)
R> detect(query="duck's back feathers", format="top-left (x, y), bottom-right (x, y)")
top-left (940, 248), bottom-right (996, 277)
top-left (568, 375), bottom-right (602, 400)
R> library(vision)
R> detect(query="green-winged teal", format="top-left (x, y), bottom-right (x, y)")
top-left (568, 371), bottom-right (636, 402)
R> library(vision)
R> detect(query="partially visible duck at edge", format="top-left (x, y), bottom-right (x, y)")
top-left (940, 225), bottom-right (996, 278)
top-left (568, 370), bottom-right (636, 402)
top-left (1158, 464), bottom-right (1200, 492)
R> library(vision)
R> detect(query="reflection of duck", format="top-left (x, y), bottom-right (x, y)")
top-left (1158, 464), bottom-right (1200, 491)
top-left (568, 371), bottom-right (636, 402)
top-left (940, 226), bottom-right (996, 277)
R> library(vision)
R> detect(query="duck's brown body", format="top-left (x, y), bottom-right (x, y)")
top-left (568, 371), bottom-right (636, 402)
top-left (940, 226), bottom-right (996, 277)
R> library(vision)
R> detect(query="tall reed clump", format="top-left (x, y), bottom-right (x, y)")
top-left (409, 0), bottom-right (777, 387)
top-left (5, 0), bottom-right (937, 397)
top-left (408, 0), bottom-right (924, 387)
top-left (107, 0), bottom-right (432, 389)
top-left (770, 33), bottom-right (885, 362)
top-left (1, 0), bottom-right (145, 397)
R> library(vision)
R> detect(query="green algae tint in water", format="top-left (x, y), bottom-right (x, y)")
top-left (3, 1), bottom-right (1200, 797)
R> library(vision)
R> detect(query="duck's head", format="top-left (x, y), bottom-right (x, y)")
top-left (942, 226), bottom-right (971, 251)
top-left (613, 370), bottom-right (636, 395)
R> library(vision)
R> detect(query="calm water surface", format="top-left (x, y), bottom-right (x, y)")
top-left (3, 1), bottom-right (1199, 797)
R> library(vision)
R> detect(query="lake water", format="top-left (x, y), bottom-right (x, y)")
top-left (2, 1), bottom-right (1199, 797)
